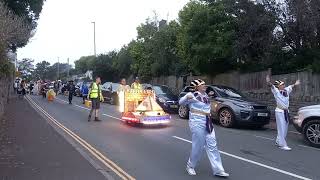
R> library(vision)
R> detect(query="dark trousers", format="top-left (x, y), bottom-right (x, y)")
top-left (68, 93), bottom-right (73, 104)
top-left (82, 95), bottom-right (87, 103)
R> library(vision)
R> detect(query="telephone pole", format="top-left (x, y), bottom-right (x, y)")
top-left (57, 57), bottom-right (60, 80)
top-left (67, 58), bottom-right (70, 78)
top-left (91, 21), bottom-right (96, 56)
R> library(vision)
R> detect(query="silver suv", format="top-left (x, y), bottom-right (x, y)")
top-left (294, 105), bottom-right (320, 148)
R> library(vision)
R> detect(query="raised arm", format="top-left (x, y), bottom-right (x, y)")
top-left (266, 75), bottom-right (279, 94)
top-left (286, 80), bottom-right (300, 93)
top-left (266, 75), bottom-right (273, 87)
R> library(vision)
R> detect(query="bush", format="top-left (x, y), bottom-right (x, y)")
top-left (0, 59), bottom-right (14, 77)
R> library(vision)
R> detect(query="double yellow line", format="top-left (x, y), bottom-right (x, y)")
top-left (25, 96), bottom-right (135, 180)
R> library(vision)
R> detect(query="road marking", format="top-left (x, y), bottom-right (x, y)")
top-left (172, 136), bottom-right (312, 180)
top-left (289, 131), bottom-right (301, 135)
top-left (56, 97), bottom-right (124, 121)
top-left (253, 135), bottom-right (275, 141)
top-left (102, 114), bottom-right (124, 121)
top-left (26, 96), bottom-right (135, 180)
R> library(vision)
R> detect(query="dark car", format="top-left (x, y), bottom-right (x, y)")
top-left (178, 85), bottom-right (270, 128)
top-left (101, 82), bottom-right (120, 105)
top-left (152, 85), bottom-right (179, 112)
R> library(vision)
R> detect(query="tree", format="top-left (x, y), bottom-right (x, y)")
top-left (263, 0), bottom-right (320, 73)
top-left (226, 0), bottom-right (278, 71)
top-left (47, 63), bottom-right (72, 81)
top-left (74, 56), bottom-right (96, 74)
top-left (34, 61), bottom-right (50, 80)
top-left (112, 45), bottom-right (133, 79)
top-left (17, 58), bottom-right (34, 81)
top-left (0, 1), bottom-right (32, 52)
top-left (3, 0), bottom-right (44, 28)
top-left (177, 0), bottom-right (236, 75)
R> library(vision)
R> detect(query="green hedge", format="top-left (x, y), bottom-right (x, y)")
top-left (0, 59), bottom-right (14, 77)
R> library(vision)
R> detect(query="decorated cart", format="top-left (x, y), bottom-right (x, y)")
top-left (119, 89), bottom-right (171, 125)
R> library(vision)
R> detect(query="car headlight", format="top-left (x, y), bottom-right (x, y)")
top-left (234, 103), bottom-right (253, 109)
top-left (158, 97), bottom-right (166, 103)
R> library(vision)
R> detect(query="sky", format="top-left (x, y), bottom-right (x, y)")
top-left (17, 0), bottom-right (190, 66)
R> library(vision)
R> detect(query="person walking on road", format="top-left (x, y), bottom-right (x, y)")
top-left (81, 83), bottom-right (89, 104)
top-left (131, 77), bottom-right (142, 90)
top-left (67, 80), bottom-right (75, 104)
top-left (266, 75), bottom-right (300, 151)
top-left (117, 78), bottom-right (130, 93)
top-left (88, 77), bottom-right (104, 122)
top-left (117, 78), bottom-right (130, 114)
top-left (179, 79), bottom-right (229, 177)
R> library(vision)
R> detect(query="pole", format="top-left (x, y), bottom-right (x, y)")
top-left (57, 57), bottom-right (60, 80)
top-left (91, 22), bottom-right (96, 56)
top-left (67, 58), bottom-right (70, 78)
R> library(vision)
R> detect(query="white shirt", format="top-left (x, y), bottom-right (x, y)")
top-left (271, 85), bottom-right (293, 112)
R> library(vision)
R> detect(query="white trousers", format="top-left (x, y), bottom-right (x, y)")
top-left (188, 119), bottom-right (225, 174)
top-left (275, 110), bottom-right (289, 147)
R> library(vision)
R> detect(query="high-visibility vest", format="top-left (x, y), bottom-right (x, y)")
top-left (131, 82), bottom-right (142, 90)
top-left (89, 82), bottom-right (101, 99)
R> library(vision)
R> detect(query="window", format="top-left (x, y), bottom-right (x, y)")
top-left (214, 86), bottom-right (244, 98)
top-left (153, 86), bottom-right (174, 95)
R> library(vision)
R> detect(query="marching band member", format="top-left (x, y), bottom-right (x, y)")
top-left (179, 79), bottom-right (229, 177)
top-left (266, 75), bottom-right (300, 151)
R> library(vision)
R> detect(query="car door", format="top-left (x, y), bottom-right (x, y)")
top-left (102, 82), bottom-right (111, 101)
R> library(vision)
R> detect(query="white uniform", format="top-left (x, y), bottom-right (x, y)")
top-left (179, 92), bottom-right (225, 175)
top-left (271, 85), bottom-right (293, 147)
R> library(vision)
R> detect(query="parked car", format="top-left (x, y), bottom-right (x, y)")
top-left (178, 85), bottom-right (270, 128)
top-left (142, 83), bottom-right (153, 90)
top-left (293, 105), bottom-right (320, 148)
top-left (101, 82), bottom-right (120, 105)
top-left (152, 85), bottom-right (179, 112)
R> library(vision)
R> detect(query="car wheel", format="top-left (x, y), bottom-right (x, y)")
top-left (218, 108), bottom-right (235, 128)
top-left (303, 119), bottom-right (320, 148)
top-left (178, 105), bottom-right (189, 119)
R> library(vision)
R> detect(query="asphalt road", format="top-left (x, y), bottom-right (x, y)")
top-left (27, 95), bottom-right (320, 180)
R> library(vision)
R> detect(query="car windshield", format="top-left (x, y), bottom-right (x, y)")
top-left (214, 86), bottom-right (244, 98)
top-left (111, 83), bottom-right (120, 90)
top-left (153, 86), bottom-right (174, 95)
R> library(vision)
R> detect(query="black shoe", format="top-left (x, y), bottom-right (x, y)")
top-left (88, 116), bottom-right (91, 122)
top-left (94, 117), bottom-right (101, 122)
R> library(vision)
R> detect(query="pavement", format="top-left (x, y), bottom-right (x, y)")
top-left (0, 96), bottom-right (107, 180)
top-left (2, 94), bottom-right (320, 180)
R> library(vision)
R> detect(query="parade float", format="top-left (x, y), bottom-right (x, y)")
top-left (119, 89), bottom-right (171, 125)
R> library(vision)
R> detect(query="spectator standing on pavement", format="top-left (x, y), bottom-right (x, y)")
top-left (88, 77), bottom-right (104, 122)
top-left (179, 79), bottom-right (229, 177)
top-left (81, 83), bottom-right (89, 104)
top-left (131, 77), bottom-right (142, 90)
top-left (67, 80), bottom-right (75, 104)
top-left (20, 80), bottom-right (26, 96)
top-left (266, 75), bottom-right (300, 151)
